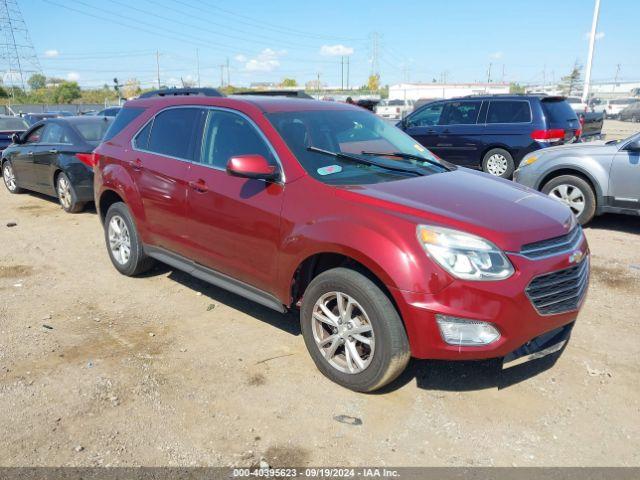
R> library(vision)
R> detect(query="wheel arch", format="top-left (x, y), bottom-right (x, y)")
top-left (536, 167), bottom-right (603, 205)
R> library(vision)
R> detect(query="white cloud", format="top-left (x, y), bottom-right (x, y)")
top-left (66, 72), bottom-right (80, 82)
top-left (234, 54), bottom-right (247, 62)
top-left (244, 48), bottom-right (286, 72)
top-left (489, 51), bottom-right (503, 60)
top-left (44, 49), bottom-right (59, 58)
top-left (585, 31), bottom-right (605, 40)
top-left (319, 44), bottom-right (354, 56)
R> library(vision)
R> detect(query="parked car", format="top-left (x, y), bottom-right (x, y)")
top-left (1, 116), bottom-right (113, 212)
top-left (618, 101), bottom-right (640, 122)
top-left (602, 98), bottom-right (637, 119)
top-left (514, 132), bottom-right (640, 224)
top-left (375, 99), bottom-right (414, 119)
top-left (0, 115), bottom-right (29, 151)
top-left (577, 111), bottom-right (604, 142)
top-left (356, 99), bottom-right (380, 112)
top-left (93, 89), bottom-right (589, 392)
top-left (97, 107), bottom-right (122, 117)
top-left (565, 96), bottom-right (588, 113)
top-left (398, 95), bottom-right (581, 178)
top-left (22, 111), bottom-right (72, 126)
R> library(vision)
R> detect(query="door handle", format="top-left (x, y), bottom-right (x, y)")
top-left (131, 158), bottom-right (143, 171)
top-left (48, 149), bottom-right (58, 154)
top-left (188, 179), bottom-right (208, 193)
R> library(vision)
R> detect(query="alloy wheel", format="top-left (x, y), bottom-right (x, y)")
top-left (3, 163), bottom-right (17, 191)
top-left (108, 215), bottom-right (132, 265)
top-left (486, 154), bottom-right (508, 176)
top-left (311, 291), bottom-right (375, 374)
top-left (57, 175), bottom-right (72, 210)
top-left (549, 184), bottom-right (585, 216)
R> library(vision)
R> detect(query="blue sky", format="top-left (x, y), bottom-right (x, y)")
top-left (18, 0), bottom-right (639, 89)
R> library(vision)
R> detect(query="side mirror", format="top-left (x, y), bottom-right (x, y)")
top-left (625, 140), bottom-right (640, 153)
top-left (397, 117), bottom-right (408, 130)
top-left (226, 154), bottom-right (279, 181)
top-left (11, 133), bottom-right (21, 144)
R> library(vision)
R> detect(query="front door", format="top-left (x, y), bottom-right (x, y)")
top-left (609, 140), bottom-right (640, 208)
top-left (10, 124), bottom-right (44, 189)
top-left (184, 108), bottom-right (284, 295)
top-left (402, 102), bottom-right (445, 154)
top-left (436, 100), bottom-right (484, 166)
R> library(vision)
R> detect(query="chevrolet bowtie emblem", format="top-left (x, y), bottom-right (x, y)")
top-left (569, 250), bottom-right (584, 264)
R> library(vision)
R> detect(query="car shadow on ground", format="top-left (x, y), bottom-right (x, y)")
top-left (586, 213), bottom-right (640, 234)
top-left (14, 191), bottom-right (97, 214)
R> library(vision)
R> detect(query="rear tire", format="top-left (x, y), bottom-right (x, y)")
top-left (300, 267), bottom-right (410, 392)
top-left (104, 202), bottom-right (155, 276)
top-left (482, 148), bottom-right (514, 179)
top-left (56, 172), bottom-right (85, 213)
top-left (2, 161), bottom-right (23, 193)
top-left (542, 175), bottom-right (596, 225)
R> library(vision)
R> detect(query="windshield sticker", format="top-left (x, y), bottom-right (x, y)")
top-left (414, 143), bottom-right (426, 152)
top-left (317, 165), bottom-right (343, 176)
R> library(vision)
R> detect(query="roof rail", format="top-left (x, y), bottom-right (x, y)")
top-left (139, 88), bottom-right (223, 99)
top-left (234, 90), bottom-right (313, 99)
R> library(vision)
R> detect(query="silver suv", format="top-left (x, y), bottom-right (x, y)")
top-left (514, 132), bottom-right (640, 224)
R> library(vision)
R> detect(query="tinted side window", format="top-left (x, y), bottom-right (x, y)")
top-left (148, 108), bottom-right (204, 161)
top-left (103, 107), bottom-right (144, 142)
top-left (200, 110), bottom-right (274, 168)
top-left (486, 101), bottom-right (531, 123)
top-left (134, 120), bottom-right (153, 150)
top-left (41, 123), bottom-right (72, 144)
top-left (441, 101), bottom-right (482, 125)
top-left (408, 103), bottom-right (443, 127)
top-left (24, 125), bottom-right (44, 144)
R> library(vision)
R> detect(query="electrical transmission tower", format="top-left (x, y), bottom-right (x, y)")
top-left (0, 0), bottom-right (41, 91)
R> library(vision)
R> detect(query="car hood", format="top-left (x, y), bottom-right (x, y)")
top-left (335, 168), bottom-right (574, 252)
top-left (535, 141), bottom-right (617, 156)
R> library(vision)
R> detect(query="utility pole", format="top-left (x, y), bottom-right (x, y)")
top-left (370, 32), bottom-right (380, 78)
top-left (156, 50), bottom-right (161, 89)
top-left (226, 57), bottom-right (230, 87)
top-left (316, 72), bottom-right (321, 99)
top-left (501, 64), bottom-right (505, 83)
top-left (346, 56), bottom-right (350, 90)
top-left (487, 62), bottom-right (492, 83)
top-left (341, 56), bottom-right (344, 91)
top-left (196, 49), bottom-right (200, 88)
top-left (582, 0), bottom-right (601, 103)
top-left (219, 64), bottom-right (225, 87)
top-left (612, 63), bottom-right (621, 93)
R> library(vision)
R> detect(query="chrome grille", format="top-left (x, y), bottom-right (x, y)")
top-left (526, 258), bottom-right (589, 315)
top-left (520, 227), bottom-right (583, 259)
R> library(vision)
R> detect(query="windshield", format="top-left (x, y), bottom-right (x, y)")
top-left (0, 117), bottom-right (28, 131)
top-left (267, 109), bottom-right (448, 185)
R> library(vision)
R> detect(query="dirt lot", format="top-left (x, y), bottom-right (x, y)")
top-left (1, 121), bottom-right (639, 467)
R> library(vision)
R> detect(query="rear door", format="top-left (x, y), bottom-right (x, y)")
top-left (131, 107), bottom-right (206, 254)
top-left (184, 108), bottom-right (284, 294)
top-left (436, 100), bottom-right (484, 166)
top-left (402, 101), bottom-right (445, 152)
top-left (32, 122), bottom-right (75, 191)
top-left (609, 137), bottom-right (640, 207)
top-left (540, 98), bottom-right (581, 143)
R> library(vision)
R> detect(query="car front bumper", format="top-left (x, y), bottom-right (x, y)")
top-left (389, 237), bottom-right (589, 362)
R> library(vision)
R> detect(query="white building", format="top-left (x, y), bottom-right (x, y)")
top-left (388, 82), bottom-right (510, 101)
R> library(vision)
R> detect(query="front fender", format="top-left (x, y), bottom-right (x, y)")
top-left (535, 159), bottom-right (609, 201)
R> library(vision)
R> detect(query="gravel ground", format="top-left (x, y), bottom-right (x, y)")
top-left (0, 121), bottom-right (639, 467)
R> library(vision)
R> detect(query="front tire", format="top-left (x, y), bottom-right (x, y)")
top-left (542, 175), bottom-right (596, 225)
top-left (300, 267), bottom-right (410, 392)
top-left (104, 202), bottom-right (155, 276)
top-left (482, 148), bottom-right (514, 179)
top-left (56, 172), bottom-right (85, 213)
top-left (2, 161), bottom-right (23, 193)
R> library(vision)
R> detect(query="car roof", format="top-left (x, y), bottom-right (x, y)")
top-left (125, 95), bottom-right (358, 113)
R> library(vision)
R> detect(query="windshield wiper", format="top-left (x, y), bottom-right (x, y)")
top-left (306, 146), bottom-right (426, 176)
top-left (360, 151), bottom-right (450, 171)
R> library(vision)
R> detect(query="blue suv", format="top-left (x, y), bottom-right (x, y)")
top-left (397, 95), bottom-right (580, 178)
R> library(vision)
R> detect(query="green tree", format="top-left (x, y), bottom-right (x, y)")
top-left (27, 73), bottom-right (47, 90)
top-left (509, 82), bottom-right (526, 94)
top-left (367, 74), bottom-right (380, 92)
top-left (560, 62), bottom-right (582, 96)
top-left (52, 81), bottom-right (81, 104)
top-left (281, 78), bottom-right (297, 87)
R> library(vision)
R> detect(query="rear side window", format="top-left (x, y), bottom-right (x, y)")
top-left (147, 108), bottom-right (204, 161)
top-left (541, 100), bottom-right (577, 124)
top-left (102, 107), bottom-right (144, 142)
top-left (486, 101), bottom-right (531, 123)
top-left (134, 121), bottom-right (152, 150)
top-left (441, 101), bottom-right (482, 125)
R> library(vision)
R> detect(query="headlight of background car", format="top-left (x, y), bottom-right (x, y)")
top-left (417, 225), bottom-right (514, 281)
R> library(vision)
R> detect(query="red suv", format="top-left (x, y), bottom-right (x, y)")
top-left (94, 89), bottom-right (589, 392)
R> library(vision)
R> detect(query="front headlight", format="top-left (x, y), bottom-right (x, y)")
top-left (417, 225), bottom-right (514, 281)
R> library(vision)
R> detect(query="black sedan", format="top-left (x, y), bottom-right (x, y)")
top-left (1, 116), bottom-right (113, 213)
